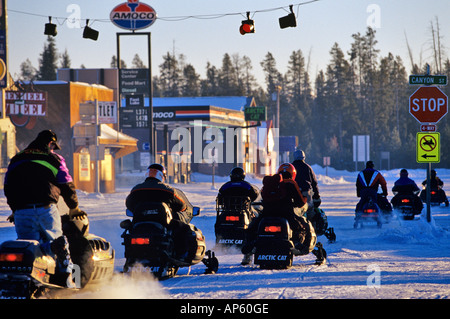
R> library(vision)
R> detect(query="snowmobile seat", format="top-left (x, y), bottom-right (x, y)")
top-left (132, 202), bottom-right (173, 226)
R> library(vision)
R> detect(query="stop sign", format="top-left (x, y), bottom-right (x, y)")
top-left (409, 86), bottom-right (448, 123)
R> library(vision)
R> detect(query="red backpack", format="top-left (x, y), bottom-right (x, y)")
top-left (261, 173), bottom-right (287, 203)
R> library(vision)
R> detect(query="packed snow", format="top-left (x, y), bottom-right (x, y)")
top-left (1, 165), bottom-right (449, 299)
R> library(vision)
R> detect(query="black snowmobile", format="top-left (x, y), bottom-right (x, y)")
top-left (391, 192), bottom-right (423, 220)
top-left (420, 186), bottom-right (449, 207)
top-left (354, 197), bottom-right (383, 228)
top-left (120, 202), bottom-right (218, 279)
top-left (0, 215), bottom-right (115, 299)
top-left (250, 203), bottom-right (326, 269)
top-left (214, 196), bottom-right (256, 248)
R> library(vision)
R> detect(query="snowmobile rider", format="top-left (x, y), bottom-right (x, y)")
top-left (125, 163), bottom-right (193, 224)
top-left (291, 149), bottom-right (321, 217)
top-left (241, 163), bottom-right (309, 264)
top-left (217, 166), bottom-right (261, 215)
top-left (125, 163), bottom-right (195, 260)
top-left (355, 160), bottom-right (388, 212)
top-left (391, 169), bottom-right (423, 213)
top-left (4, 130), bottom-right (85, 288)
top-left (421, 169), bottom-right (449, 206)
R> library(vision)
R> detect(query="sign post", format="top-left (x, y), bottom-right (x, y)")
top-left (112, 0), bottom-right (157, 163)
top-left (409, 69), bottom-right (447, 222)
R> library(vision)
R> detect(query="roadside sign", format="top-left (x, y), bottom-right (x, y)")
top-left (409, 86), bottom-right (448, 124)
top-left (110, 0), bottom-right (157, 31)
top-left (409, 75), bottom-right (447, 86)
top-left (420, 124), bottom-right (436, 132)
top-left (244, 106), bottom-right (266, 121)
top-left (416, 132), bottom-right (440, 163)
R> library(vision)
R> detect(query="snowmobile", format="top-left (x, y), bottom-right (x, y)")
top-left (120, 202), bottom-right (218, 279)
top-left (354, 197), bottom-right (383, 228)
top-left (307, 207), bottom-right (336, 243)
top-left (420, 186), bottom-right (449, 207)
top-left (0, 214), bottom-right (115, 299)
top-left (214, 196), bottom-right (256, 248)
top-left (251, 204), bottom-right (326, 269)
top-left (391, 192), bottom-right (423, 220)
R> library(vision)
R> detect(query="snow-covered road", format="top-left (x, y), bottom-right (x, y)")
top-left (1, 166), bottom-right (449, 299)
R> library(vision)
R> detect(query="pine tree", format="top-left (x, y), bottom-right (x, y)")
top-left (60, 49), bottom-right (71, 69)
top-left (37, 36), bottom-right (58, 80)
top-left (131, 54), bottom-right (146, 68)
top-left (182, 64), bottom-right (200, 96)
top-left (260, 52), bottom-right (283, 125)
top-left (19, 58), bottom-right (37, 81)
top-left (200, 62), bottom-right (219, 96)
top-left (159, 52), bottom-right (181, 97)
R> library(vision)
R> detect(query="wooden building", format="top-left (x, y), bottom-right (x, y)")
top-left (6, 81), bottom-right (137, 193)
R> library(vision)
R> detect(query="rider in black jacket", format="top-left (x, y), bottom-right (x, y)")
top-left (125, 164), bottom-right (193, 224)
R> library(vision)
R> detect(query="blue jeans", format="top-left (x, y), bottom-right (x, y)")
top-left (14, 204), bottom-right (62, 250)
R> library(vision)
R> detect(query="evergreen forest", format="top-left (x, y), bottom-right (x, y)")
top-left (17, 26), bottom-right (450, 171)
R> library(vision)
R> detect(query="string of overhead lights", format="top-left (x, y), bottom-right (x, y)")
top-left (10, 0), bottom-right (320, 40)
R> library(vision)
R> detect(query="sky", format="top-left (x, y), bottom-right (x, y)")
top-left (5, 0), bottom-right (450, 89)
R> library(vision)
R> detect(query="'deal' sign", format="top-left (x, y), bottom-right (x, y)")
top-left (110, 0), bottom-right (157, 31)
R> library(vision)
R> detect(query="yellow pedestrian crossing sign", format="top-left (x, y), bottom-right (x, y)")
top-left (416, 132), bottom-right (440, 163)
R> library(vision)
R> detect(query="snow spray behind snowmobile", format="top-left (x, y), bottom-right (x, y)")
top-left (120, 202), bottom-right (218, 279)
top-left (215, 196), bottom-right (256, 248)
top-left (0, 215), bottom-right (115, 299)
top-left (249, 203), bottom-right (326, 269)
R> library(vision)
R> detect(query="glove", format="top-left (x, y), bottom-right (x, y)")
top-left (69, 207), bottom-right (87, 220)
top-left (313, 195), bottom-right (321, 208)
top-left (7, 212), bottom-right (14, 224)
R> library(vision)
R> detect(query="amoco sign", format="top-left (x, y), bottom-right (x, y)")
top-left (110, 0), bottom-right (157, 31)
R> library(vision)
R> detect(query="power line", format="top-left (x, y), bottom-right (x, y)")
top-left (8, 1), bottom-right (320, 25)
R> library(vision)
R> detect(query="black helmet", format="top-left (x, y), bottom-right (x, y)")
top-left (146, 163), bottom-right (167, 182)
top-left (36, 130), bottom-right (61, 150)
top-left (230, 167), bottom-right (245, 182)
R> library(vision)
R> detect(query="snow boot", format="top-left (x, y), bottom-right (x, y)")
top-left (324, 227), bottom-right (336, 243)
top-left (51, 235), bottom-right (76, 288)
top-left (312, 242), bottom-right (327, 265)
top-left (202, 250), bottom-right (219, 274)
top-left (241, 253), bottom-right (253, 266)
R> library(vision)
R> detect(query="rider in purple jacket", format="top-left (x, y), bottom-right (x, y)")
top-left (4, 130), bottom-right (85, 288)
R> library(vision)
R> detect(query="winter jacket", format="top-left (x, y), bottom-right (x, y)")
top-left (4, 143), bottom-right (78, 211)
top-left (262, 178), bottom-right (306, 217)
top-left (392, 177), bottom-right (420, 195)
top-left (422, 177), bottom-right (444, 189)
top-left (356, 168), bottom-right (388, 197)
top-left (217, 180), bottom-right (260, 203)
top-left (125, 177), bottom-right (193, 224)
top-left (261, 177), bottom-right (307, 232)
top-left (292, 159), bottom-right (320, 198)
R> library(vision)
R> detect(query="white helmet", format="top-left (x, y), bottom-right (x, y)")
top-left (145, 163), bottom-right (167, 182)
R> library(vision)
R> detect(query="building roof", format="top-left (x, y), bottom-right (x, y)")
top-left (139, 96), bottom-right (255, 112)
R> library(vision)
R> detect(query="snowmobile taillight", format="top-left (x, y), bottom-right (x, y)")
top-left (264, 226), bottom-right (282, 233)
top-left (226, 216), bottom-right (240, 222)
top-left (131, 238), bottom-right (150, 245)
top-left (0, 253), bottom-right (24, 262)
top-left (431, 191), bottom-right (437, 195)
top-left (401, 199), bottom-right (410, 203)
top-left (364, 209), bottom-right (376, 213)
